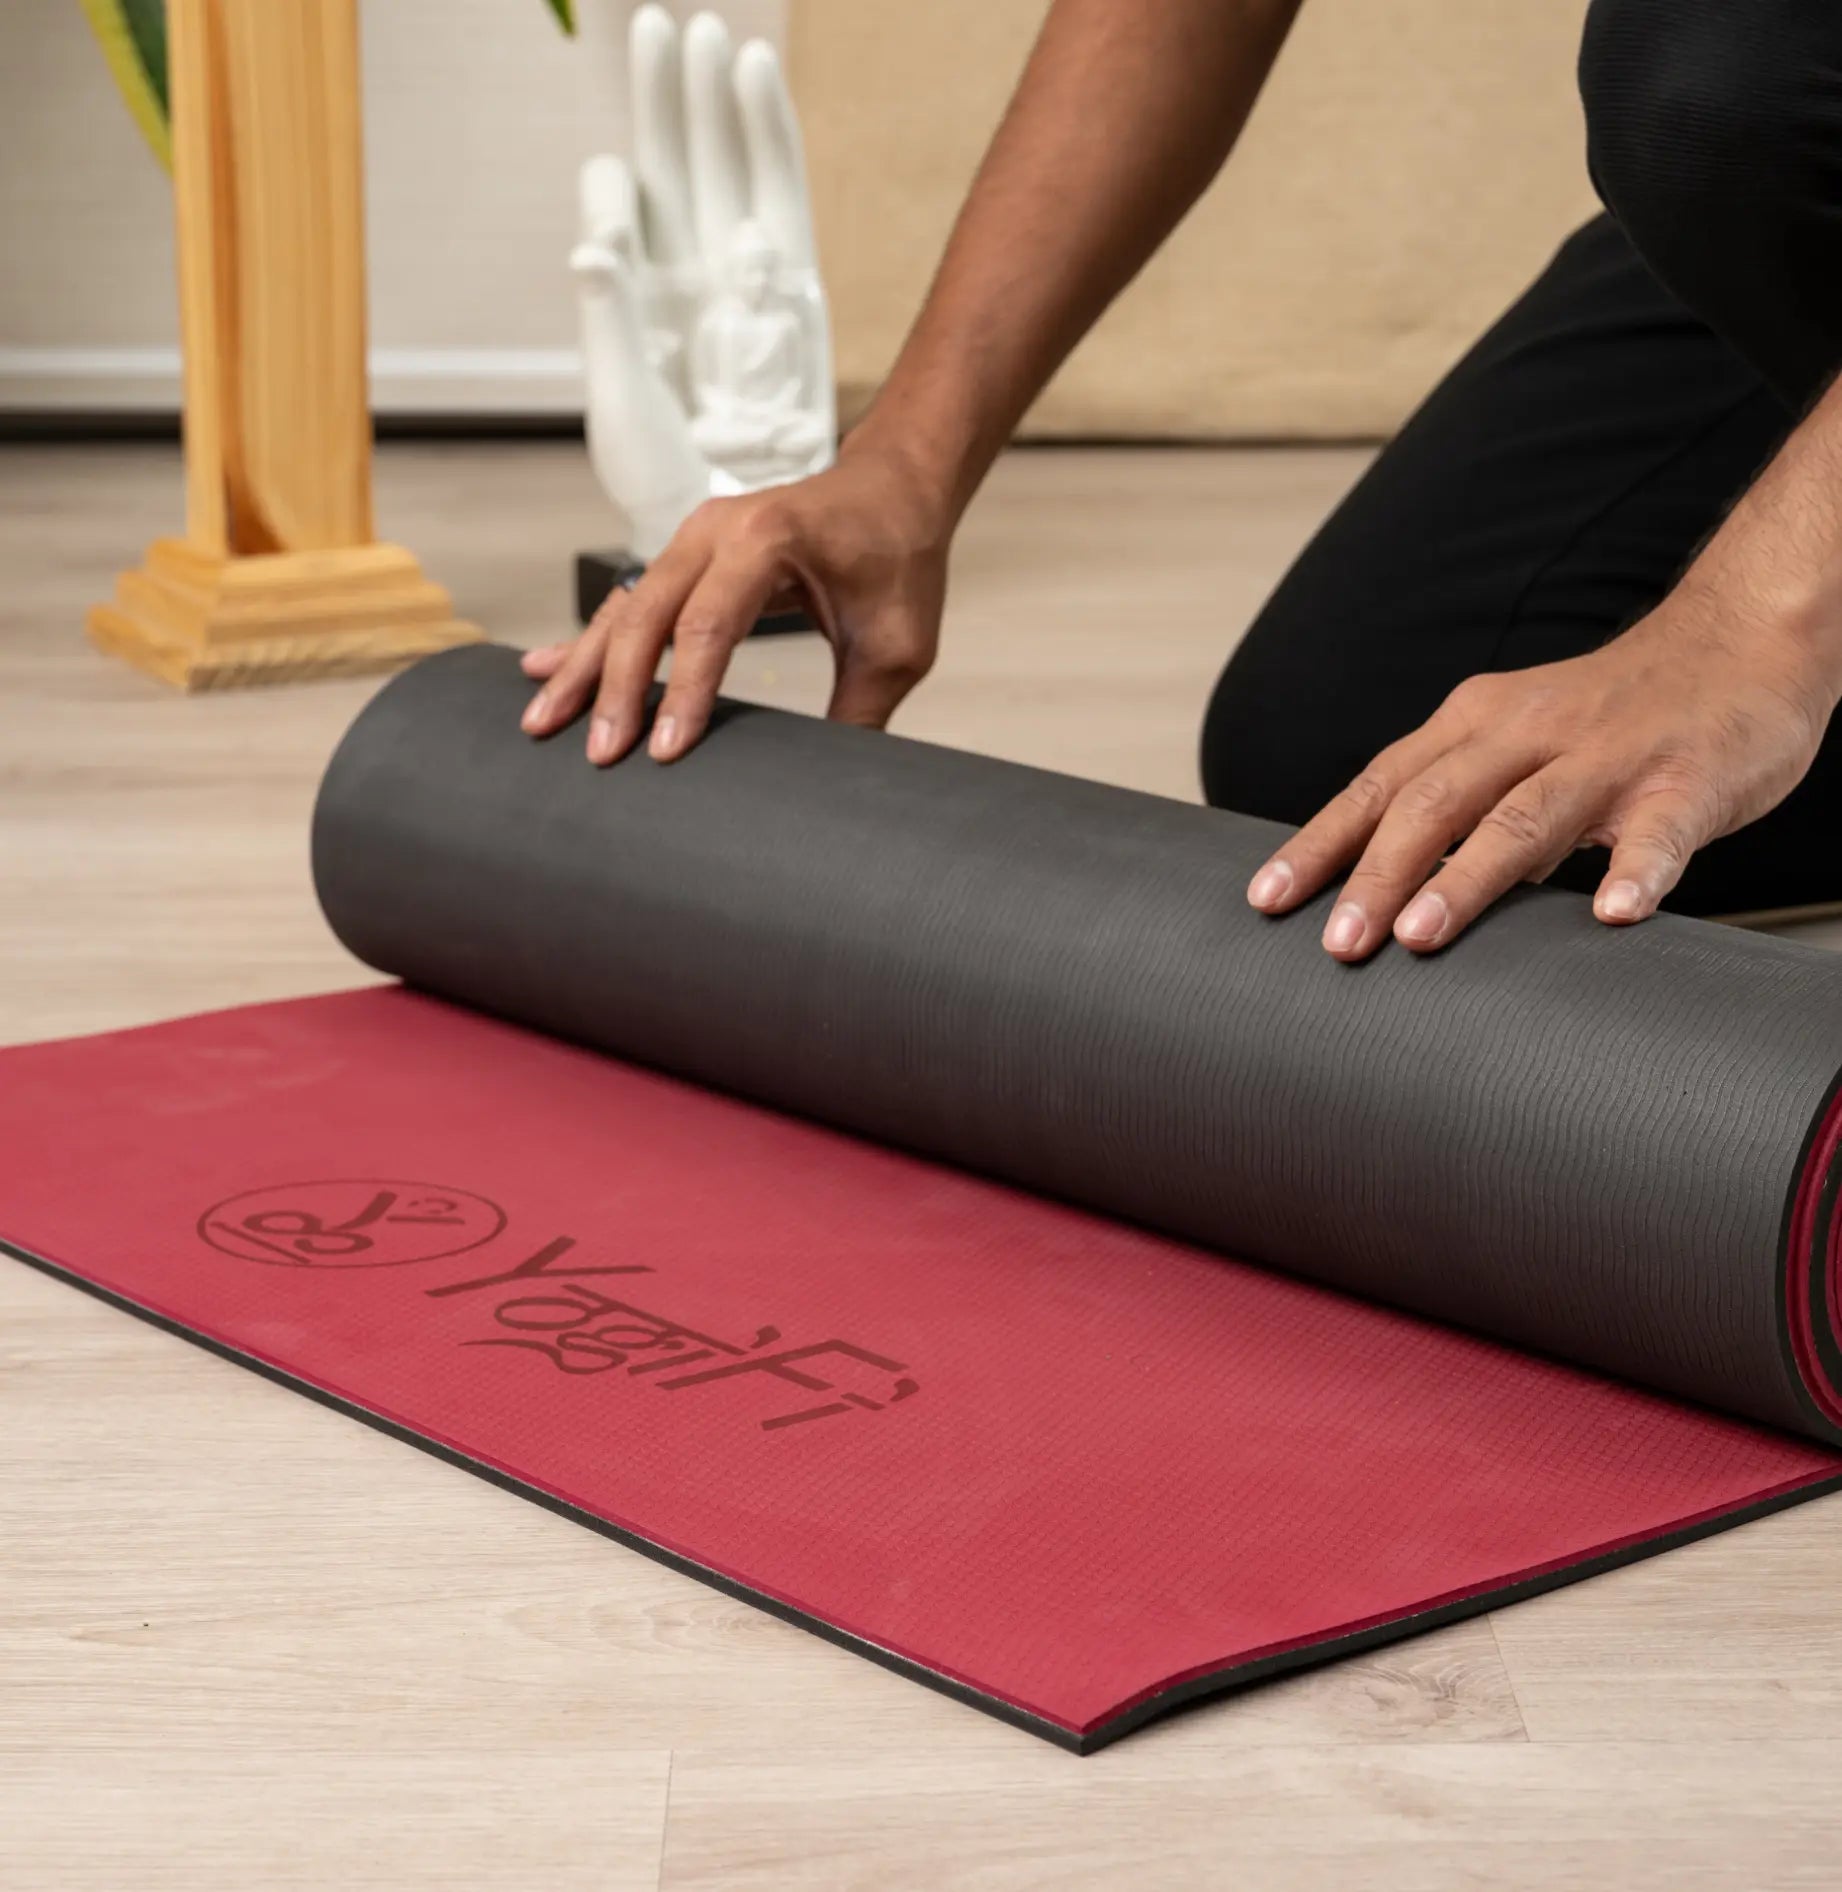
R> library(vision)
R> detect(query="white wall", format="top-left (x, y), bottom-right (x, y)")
top-left (0, 0), bottom-right (782, 414)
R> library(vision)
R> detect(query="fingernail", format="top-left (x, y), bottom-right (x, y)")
top-left (1323, 902), bottom-right (1366, 955)
top-left (1247, 860), bottom-right (1294, 910)
top-left (521, 692), bottom-right (549, 733)
top-left (1396, 889), bottom-right (1447, 945)
top-left (649, 713), bottom-right (678, 760)
top-left (1598, 878), bottom-right (1644, 921)
top-left (587, 716), bottom-right (618, 765)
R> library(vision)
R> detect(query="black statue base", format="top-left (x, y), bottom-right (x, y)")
top-left (574, 551), bottom-right (817, 637)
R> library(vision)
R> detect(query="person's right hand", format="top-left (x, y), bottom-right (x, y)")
top-left (520, 441), bottom-right (952, 765)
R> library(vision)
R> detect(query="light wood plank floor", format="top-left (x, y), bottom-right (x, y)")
top-left (4, 441), bottom-right (1840, 1891)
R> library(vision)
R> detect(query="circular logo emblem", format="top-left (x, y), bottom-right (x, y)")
top-left (198, 1180), bottom-right (506, 1269)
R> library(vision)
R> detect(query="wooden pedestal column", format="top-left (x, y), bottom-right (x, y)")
top-left (89, 0), bottom-right (480, 690)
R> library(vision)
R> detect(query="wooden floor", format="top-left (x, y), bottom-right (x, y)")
top-left (4, 440), bottom-right (1841, 1890)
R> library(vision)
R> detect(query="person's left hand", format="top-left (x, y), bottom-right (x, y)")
top-left (1244, 600), bottom-right (1840, 959)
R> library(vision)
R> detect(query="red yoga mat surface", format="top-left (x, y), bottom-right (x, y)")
top-left (4, 985), bottom-right (1839, 1750)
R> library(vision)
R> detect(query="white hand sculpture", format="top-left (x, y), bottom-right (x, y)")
top-left (575, 4), bottom-right (836, 561)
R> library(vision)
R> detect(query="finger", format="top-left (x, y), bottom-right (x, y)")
top-left (1323, 742), bottom-right (1548, 960)
top-left (520, 642), bottom-right (572, 680)
top-left (647, 552), bottom-right (780, 761)
top-left (579, 152), bottom-right (640, 257)
top-left (682, 11), bottom-right (749, 268)
top-left (1594, 792), bottom-right (1709, 924)
top-left (630, 3), bottom-right (696, 265)
top-left (1245, 727), bottom-right (1455, 919)
top-left (583, 546), bottom-right (709, 764)
top-left (1391, 765), bottom-right (1605, 953)
top-left (827, 613), bottom-right (931, 729)
top-left (732, 38), bottom-right (814, 267)
top-left (522, 620), bottom-right (608, 736)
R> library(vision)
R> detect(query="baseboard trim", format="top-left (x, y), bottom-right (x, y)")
top-left (0, 346), bottom-right (587, 416)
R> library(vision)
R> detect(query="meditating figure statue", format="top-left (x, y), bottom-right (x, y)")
top-left (687, 220), bottom-right (831, 484)
top-left (573, 4), bottom-right (835, 561)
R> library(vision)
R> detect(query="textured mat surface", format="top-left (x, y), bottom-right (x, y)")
top-left (8, 641), bottom-right (1842, 1749)
top-left (4, 989), bottom-right (1838, 1749)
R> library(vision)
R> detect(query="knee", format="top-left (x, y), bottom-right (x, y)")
top-left (1579, 0), bottom-right (1822, 255)
top-left (1199, 650), bottom-right (1277, 819)
top-left (1199, 622), bottom-right (1354, 827)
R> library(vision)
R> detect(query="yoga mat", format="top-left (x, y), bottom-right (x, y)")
top-left (6, 641), bottom-right (1842, 1750)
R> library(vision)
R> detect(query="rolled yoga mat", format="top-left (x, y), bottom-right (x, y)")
top-left (5, 640), bottom-right (1842, 1750)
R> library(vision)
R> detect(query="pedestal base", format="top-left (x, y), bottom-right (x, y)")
top-left (89, 539), bottom-right (482, 692)
top-left (575, 550), bottom-right (816, 637)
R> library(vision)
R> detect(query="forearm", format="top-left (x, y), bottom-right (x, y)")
top-left (1661, 373), bottom-right (1842, 717)
top-left (849, 0), bottom-right (1303, 522)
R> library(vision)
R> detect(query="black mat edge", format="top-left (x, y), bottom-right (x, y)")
top-left (1086, 1465), bottom-right (1842, 1747)
top-left (2, 1233), bottom-right (1082, 1750)
top-left (8, 1232), bottom-right (1840, 1756)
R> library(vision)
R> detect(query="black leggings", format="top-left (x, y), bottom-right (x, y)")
top-left (1200, 0), bottom-right (1842, 915)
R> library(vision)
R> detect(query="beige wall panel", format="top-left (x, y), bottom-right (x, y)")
top-left (791, 0), bottom-right (1600, 439)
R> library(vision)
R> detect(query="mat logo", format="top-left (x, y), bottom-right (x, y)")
top-left (198, 1180), bottom-right (506, 1269)
top-left (196, 1183), bottom-right (920, 1433)
top-left (436, 1235), bottom-right (923, 1434)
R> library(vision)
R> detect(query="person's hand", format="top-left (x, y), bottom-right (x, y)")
top-left (1245, 602), bottom-right (1840, 959)
top-left (520, 441), bottom-right (951, 764)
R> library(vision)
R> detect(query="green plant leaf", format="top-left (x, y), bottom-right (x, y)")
top-left (78, 0), bottom-right (171, 169)
top-left (544, 0), bottom-right (577, 31)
